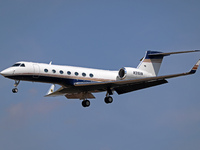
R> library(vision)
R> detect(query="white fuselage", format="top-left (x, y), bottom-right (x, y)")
top-left (0, 61), bottom-right (153, 87)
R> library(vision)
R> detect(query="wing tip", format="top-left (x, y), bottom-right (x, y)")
top-left (189, 59), bottom-right (200, 74)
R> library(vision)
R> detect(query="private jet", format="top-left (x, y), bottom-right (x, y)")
top-left (1, 50), bottom-right (200, 107)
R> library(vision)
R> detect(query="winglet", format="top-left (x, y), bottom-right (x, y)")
top-left (189, 59), bottom-right (200, 74)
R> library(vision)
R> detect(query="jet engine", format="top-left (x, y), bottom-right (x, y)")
top-left (118, 67), bottom-right (146, 80)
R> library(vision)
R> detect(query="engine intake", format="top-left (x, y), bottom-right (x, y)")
top-left (118, 68), bottom-right (126, 79)
top-left (118, 67), bottom-right (146, 80)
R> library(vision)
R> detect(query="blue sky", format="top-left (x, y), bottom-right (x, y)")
top-left (0, 0), bottom-right (200, 150)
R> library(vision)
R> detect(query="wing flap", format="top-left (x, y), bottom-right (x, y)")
top-left (65, 93), bottom-right (95, 99)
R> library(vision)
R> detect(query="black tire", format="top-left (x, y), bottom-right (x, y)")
top-left (104, 96), bottom-right (113, 104)
top-left (82, 100), bottom-right (90, 107)
top-left (12, 88), bottom-right (18, 93)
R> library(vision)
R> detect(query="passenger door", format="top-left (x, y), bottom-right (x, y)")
top-left (33, 64), bottom-right (40, 78)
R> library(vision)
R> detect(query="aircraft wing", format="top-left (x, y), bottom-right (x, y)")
top-left (46, 59), bottom-right (200, 97)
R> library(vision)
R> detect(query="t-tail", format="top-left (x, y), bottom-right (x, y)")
top-left (137, 50), bottom-right (200, 76)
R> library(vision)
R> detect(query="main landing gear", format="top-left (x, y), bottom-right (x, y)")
top-left (81, 96), bottom-right (114, 108)
top-left (82, 100), bottom-right (90, 107)
top-left (104, 96), bottom-right (113, 104)
top-left (81, 90), bottom-right (114, 107)
top-left (12, 80), bottom-right (20, 93)
top-left (104, 88), bottom-right (114, 104)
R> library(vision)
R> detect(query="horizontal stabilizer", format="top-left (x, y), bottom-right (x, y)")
top-left (148, 50), bottom-right (200, 57)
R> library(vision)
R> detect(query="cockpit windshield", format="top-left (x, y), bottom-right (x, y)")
top-left (20, 64), bottom-right (25, 67)
top-left (12, 63), bottom-right (25, 67)
top-left (12, 63), bottom-right (21, 67)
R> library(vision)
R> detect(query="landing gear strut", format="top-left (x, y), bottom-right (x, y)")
top-left (12, 80), bottom-right (20, 93)
top-left (81, 92), bottom-right (91, 107)
top-left (82, 100), bottom-right (90, 107)
top-left (104, 88), bottom-right (114, 104)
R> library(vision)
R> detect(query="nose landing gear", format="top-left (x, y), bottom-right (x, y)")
top-left (12, 80), bottom-right (20, 93)
top-left (12, 88), bottom-right (18, 93)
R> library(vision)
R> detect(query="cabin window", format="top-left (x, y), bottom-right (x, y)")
top-left (89, 73), bottom-right (94, 78)
top-left (60, 70), bottom-right (64, 74)
top-left (82, 73), bottom-right (86, 77)
top-left (20, 64), bottom-right (25, 67)
top-left (44, 69), bottom-right (48, 73)
top-left (75, 72), bottom-right (79, 76)
top-left (52, 69), bottom-right (56, 73)
top-left (67, 71), bottom-right (71, 75)
top-left (12, 63), bottom-right (21, 67)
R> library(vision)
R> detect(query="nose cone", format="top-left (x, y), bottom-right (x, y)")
top-left (0, 68), bottom-right (14, 77)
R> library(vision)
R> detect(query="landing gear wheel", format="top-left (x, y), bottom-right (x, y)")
top-left (104, 96), bottom-right (113, 104)
top-left (82, 100), bottom-right (90, 107)
top-left (12, 88), bottom-right (18, 93)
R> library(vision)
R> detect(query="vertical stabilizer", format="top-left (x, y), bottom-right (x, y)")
top-left (137, 51), bottom-right (164, 76)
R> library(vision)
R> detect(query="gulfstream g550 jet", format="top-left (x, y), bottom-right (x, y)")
top-left (1, 50), bottom-right (200, 107)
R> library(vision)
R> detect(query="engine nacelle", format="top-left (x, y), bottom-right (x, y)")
top-left (118, 67), bottom-right (149, 80)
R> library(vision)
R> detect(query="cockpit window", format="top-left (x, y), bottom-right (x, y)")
top-left (20, 64), bottom-right (25, 67)
top-left (12, 63), bottom-right (26, 67)
top-left (12, 63), bottom-right (21, 67)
